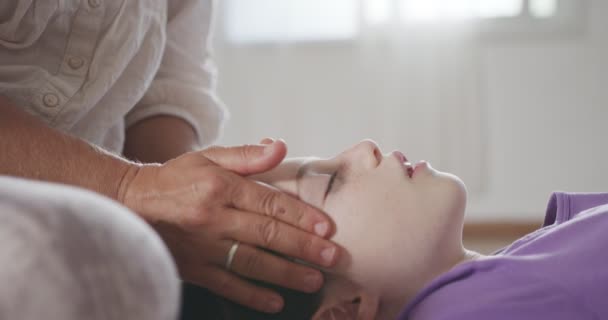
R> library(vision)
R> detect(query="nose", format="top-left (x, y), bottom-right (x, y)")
top-left (344, 139), bottom-right (382, 169)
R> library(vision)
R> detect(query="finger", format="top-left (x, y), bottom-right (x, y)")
top-left (193, 265), bottom-right (285, 313)
top-left (228, 242), bottom-right (324, 293)
top-left (230, 178), bottom-right (335, 238)
top-left (220, 209), bottom-right (339, 268)
top-left (203, 140), bottom-right (287, 176)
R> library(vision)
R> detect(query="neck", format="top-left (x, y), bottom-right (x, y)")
top-left (380, 247), bottom-right (485, 319)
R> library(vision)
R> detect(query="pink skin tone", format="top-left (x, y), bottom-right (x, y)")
top-left (253, 140), bottom-right (482, 319)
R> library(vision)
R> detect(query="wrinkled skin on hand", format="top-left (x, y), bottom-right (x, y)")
top-left (119, 140), bottom-right (340, 313)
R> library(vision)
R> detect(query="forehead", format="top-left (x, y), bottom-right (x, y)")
top-left (297, 157), bottom-right (339, 176)
top-left (253, 157), bottom-right (326, 194)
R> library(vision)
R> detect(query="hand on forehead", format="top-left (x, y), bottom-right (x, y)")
top-left (250, 158), bottom-right (303, 196)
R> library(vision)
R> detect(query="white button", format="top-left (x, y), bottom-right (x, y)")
top-left (67, 56), bottom-right (85, 70)
top-left (88, 0), bottom-right (101, 8)
top-left (43, 93), bottom-right (59, 108)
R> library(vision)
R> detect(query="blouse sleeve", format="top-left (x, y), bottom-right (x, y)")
top-left (125, 0), bottom-right (228, 146)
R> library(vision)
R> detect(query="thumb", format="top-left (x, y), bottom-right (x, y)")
top-left (202, 140), bottom-right (287, 176)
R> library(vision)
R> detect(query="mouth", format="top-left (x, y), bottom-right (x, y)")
top-left (392, 151), bottom-right (428, 178)
top-left (413, 161), bottom-right (429, 175)
top-left (404, 162), bottom-right (414, 178)
top-left (392, 151), bottom-right (414, 178)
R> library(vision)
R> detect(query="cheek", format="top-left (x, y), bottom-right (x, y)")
top-left (326, 176), bottom-right (420, 245)
top-left (297, 175), bottom-right (332, 209)
top-left (325, 183), bottom-right (420, 284)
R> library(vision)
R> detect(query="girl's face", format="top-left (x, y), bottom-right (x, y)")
top-left (254, 140), bottom-right (467, 297)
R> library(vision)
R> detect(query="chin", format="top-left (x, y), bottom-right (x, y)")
top-left (435, 172), bottom-right (468, 215)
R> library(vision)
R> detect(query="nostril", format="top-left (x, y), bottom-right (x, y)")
top-left (353, 140), bottom-right (383, 166)
top-left (372, 146), bottom-right (382, 165)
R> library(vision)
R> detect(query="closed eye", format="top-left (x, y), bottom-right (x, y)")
top-left (324, 171), bottom-right (338, 197)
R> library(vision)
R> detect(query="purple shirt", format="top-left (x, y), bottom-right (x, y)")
top-left (398, 192), bottom-right (608, 320)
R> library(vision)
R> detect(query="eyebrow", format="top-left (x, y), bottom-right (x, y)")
top-left (297, 160), bottom-right (345, 196)
top-left (296, 161), bottom-right (312, 181)
top-left (324, 171), bottom-right (338, 197)
top-left (296, 160), bottom-right (339, 182)
top-left (295, 161), bottom-right (314, 197)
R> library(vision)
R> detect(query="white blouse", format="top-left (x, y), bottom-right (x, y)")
top-left (0, 0), bottom-right (227, 153)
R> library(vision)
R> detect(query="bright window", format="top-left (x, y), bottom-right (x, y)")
top-left (222, 0), bottom-right (568, 44)
top-left (223, 0), bottom-right (358, 44)
top-left (530, 0), bottom-right (558, 18)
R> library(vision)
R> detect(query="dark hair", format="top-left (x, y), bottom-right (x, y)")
top-left (219, 280), bottom-right (324, 320)
top-left (180, 281), bottom-right (323, 320)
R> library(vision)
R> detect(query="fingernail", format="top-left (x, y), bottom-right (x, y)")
top-left (314, 222), bottom-right (329, 236)
top-left (267, 297), bottom-right (283, 313)
top-left (321, 246), bottom-right (336, 266)
top-left (260, 138), bottom-right (275, 145)
top-left (304, 272), bottom-right (323, 292)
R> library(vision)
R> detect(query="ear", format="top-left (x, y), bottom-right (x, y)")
top-left (312, 276), bottom-right (379, 320)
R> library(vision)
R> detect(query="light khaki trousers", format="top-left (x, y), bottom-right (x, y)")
top-left (0, 176), bottom-right (179, 320)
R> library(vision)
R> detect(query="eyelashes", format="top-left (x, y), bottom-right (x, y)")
top-left (324, 171), bottom-right (338, 197)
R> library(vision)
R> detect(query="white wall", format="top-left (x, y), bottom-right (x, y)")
top-left (472, 0), bottom-right (608, 220)
top-left (213, 0), bottom-right (608, 222)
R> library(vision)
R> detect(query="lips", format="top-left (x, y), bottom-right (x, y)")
top-left (392, 151), bottom-right (429, 178)
top-left (393, 151), bottom-right (414, 178)
top-left (392, 151), bottom-right (407, 163)
top-left (404, 163), bottom-right (414, 178)
top-left (413, 161), bottom-right (428, 176)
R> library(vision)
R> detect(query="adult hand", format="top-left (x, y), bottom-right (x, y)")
top-left (119, 140), bottom-right (339, 313)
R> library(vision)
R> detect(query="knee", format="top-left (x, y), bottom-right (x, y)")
top-left (0, 178), bottom-right (179, 320)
